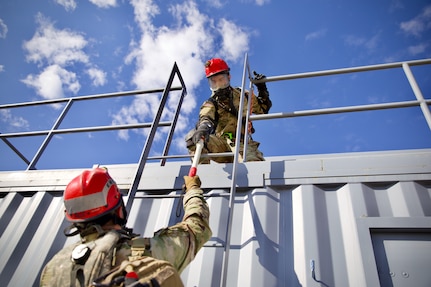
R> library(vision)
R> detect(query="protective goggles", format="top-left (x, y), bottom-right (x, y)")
top-left (208, 73), bottom-right (230, 91)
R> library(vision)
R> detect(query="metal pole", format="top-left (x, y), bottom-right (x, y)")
top-left (0, 87), bottom-right (182, 109)
top-left (188, 139), bottom-right (204, 177)
top-left (242, 57), bottom-right (255, 162)
top-left (0, 136), bottom-right (31, 165)
top-left (249, 100), bottom-right (428, 121)
top-left (0, 122), bottom-right (172, 138)
top-left (125, 63), bottom-right (183, 214)
top-left (220, 53), bottom-right (249, 287)
top-left (254, 58), bottom-right (431, 84)
top-left (27, 99), bottom-right (74, 170)
top-left (402, 62), bottom-right (431, 131)
top-left (160, 89), bottom-right (186, 166)
top-left (160, 63), bottom-right (188, 166)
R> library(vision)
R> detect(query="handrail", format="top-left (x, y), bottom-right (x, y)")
top-left (250, 58), bottom-right (431, 131)
top-left (217, 55), bottom-right (431, 287)
top-left (0, 65), bottom-right (186, 171)
top-left (125, 62), bottom-right (187, 214)
top-left (253, 58), bottom-right (431, 83)
top-left (1, 55), bottom-right (430, 287)
top-left (219, 53), bottom-right (250, 287)
top-left (0, 87), bottom-right (182, 108)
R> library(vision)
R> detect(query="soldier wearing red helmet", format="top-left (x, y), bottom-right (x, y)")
top-left (186, 58), bottom-right (272, 163)
top-left (63, 168), bottom-right (126, 225)
top-left (40, 167), bottom-right (211, 286)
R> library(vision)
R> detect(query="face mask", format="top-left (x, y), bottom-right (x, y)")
top-left (208, 73), bottom-right (230, 91)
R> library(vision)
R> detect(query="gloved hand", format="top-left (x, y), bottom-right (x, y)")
top-left (213, 86), bottom-right (231, 101)
top-left (192, 122), bottom-right (212, 144)
top-left (253, 71), bottom-right (268, 92)
top-left (183, 175), bottom-right (201, 192)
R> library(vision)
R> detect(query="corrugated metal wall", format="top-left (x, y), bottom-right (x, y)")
top-left (1, 148), bottom-right (431, 287)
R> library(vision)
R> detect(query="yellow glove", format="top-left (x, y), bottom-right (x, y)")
top-left (183, 175), bottom-right (201, 192)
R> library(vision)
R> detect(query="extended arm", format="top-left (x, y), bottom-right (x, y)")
top-left (253, 71), bottom-right (272, 114)
top-left (149, 176), bottom-right (212, 273)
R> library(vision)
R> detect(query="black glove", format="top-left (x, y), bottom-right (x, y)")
top-left (253, 71), bottom-right (267, 92)
top-left (253, 71), bottom-right (271, 113)
top-left (213, 86), bottom-right (231, 101)
top-left (192, 121), bottom-right (213, 144)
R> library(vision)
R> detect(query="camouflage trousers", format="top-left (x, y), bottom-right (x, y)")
top-left (187, 134), bottom-right (265, 164)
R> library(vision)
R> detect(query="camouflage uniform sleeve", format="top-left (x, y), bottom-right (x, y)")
top-left (199, 99), bottom-right (217, 126)
top-left (251, 89), bottom-right (272, 114)
top-left (149, 187), bottom-right (212, 273)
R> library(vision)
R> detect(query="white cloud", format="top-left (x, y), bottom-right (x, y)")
top-left (23, 13), bottom-right (88, 66)
top-left (21, 64), bottom-right (80, 102)
top-left (130, 0), bottom-right (160, 32)
top-left (389, 0), bottom-right (404, 12)
top-left (305, 28), bottom-right (327, 41)
top-left (86, 67), bottom-right (107, 86)
top-left (400, 4), bottom-right (431, 37)
top-left (344, 33), bottom-right (379, 51)
top-left (117, 0), bottom-right (250, 142)
top-left (89, 0), bottom-right (117, 8)
top-left (344, 35), bottom-right (366, 46)
top-left (55, 0), bottom-right (77, 11)
top-left (255, 0), bottom-right (270, 6)
top-left (218, 18), bottom-right (249, 62)
top-left (0, 65), bottom-right (4, 72)
top-left (0, 109), bottom-right (30, 130)
top-left (408, 43), bottom-right (427, 55)
top-left (0, 18), bottom-right (7, 38)
top-left (22, 13), bottom-right (107, 99)
top-left (205, 0), bottom-right (224, 9)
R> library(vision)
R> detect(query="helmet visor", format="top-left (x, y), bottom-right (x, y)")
top-left (208, 73), bottom-right (230, 91)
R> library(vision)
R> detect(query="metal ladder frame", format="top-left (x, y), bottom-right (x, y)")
top-left (0, 63), bottom-right (187, 174)
top-left (218, 55), bottom-right (431, 287)
top-left (1, 55), bottom-right (431, 287)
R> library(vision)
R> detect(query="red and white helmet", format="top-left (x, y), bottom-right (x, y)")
top-left (63, 168), bottom-right (122, 222)
top-left (205, 58), bottom-right (230, 78)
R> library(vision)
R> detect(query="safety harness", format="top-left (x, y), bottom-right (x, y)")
top-left (207, 87), bottom-right (255, 141)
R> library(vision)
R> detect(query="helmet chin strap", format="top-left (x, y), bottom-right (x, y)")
top-left (113, 201), bottom-right (128, 227)
top-left (64, 222), bottom-right (106, 238)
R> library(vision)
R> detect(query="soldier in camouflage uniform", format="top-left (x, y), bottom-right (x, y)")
top-left (186, 58), bottom-right (272, 163)
top-left (40, 167), bottom-right (211, 286)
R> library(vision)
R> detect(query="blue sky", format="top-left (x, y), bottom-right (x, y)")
top-left (0, 0), bottom-right (430, 171)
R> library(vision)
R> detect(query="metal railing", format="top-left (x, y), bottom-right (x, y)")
top-left (1, 55), bottom-right (430, 287)
top-left (0, 62), bottom-right (188, 215)
top-left (0, 63), bottom-right (186, 171)
top-left (218, 55), bottom-right (431, 287)
top-left (248, 58), bottom-right (431, 129)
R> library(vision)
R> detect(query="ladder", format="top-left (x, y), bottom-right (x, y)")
top-left (0, 58), bottom-right (242, 286)
top-left (4, 54), bottom-right (428, 287)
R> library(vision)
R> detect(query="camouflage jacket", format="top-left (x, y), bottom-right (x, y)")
top-left (147, 186), bottom-right (211, 273)
top-left (199, 86), bottom-right (271, 138)
top-left (40, 187), bottom-right (211, 286)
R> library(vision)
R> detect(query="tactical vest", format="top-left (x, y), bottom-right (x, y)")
top-left (40, 230), bottom-right (183, 287)
top-left (40, 231), bottom-right (122, 287)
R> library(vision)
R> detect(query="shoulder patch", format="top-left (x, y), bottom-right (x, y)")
top-left (202, 101), bottom-right (214, 107)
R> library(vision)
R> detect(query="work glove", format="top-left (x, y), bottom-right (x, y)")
top-left (192, 122), bottom-right (213, 144)
top-left (253, 71), bottom-right (268, 92)
top-left (253, 71), bottom-right (271, 113)
top-left (183, 175), bottom-right (201, 192)
top-left (213, 86), bottom-right (231, 101)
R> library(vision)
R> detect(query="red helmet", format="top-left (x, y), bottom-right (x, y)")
top-left (205, 58), bottom-right (230, 78)
top-left (63, 168), bottom-right (122, 222)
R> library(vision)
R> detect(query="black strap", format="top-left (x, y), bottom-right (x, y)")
top-left (70, 264), bottom-right (85, 287)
